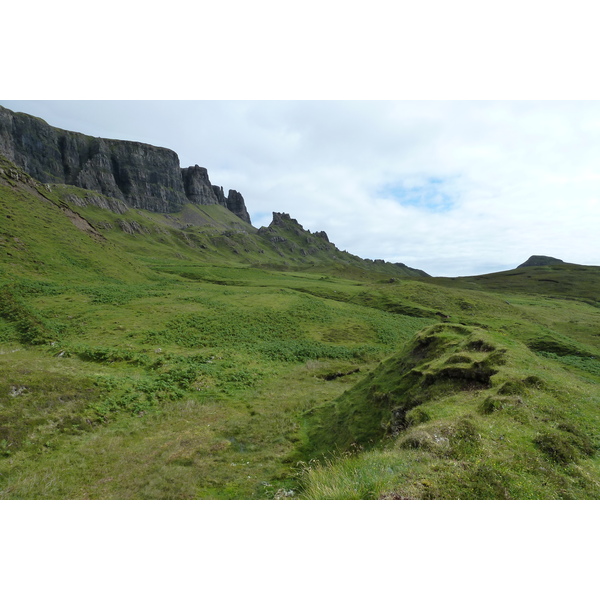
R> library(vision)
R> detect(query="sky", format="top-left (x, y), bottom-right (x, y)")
top-left (1, 99), bottom-right (599, 276)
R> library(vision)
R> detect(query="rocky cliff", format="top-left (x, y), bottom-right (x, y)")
top-left (181, 164), bottom-right (251, 222)
top-left (0, 105), bottom-right (251, 223)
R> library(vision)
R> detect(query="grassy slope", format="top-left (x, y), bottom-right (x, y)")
top-left (431, 265), bottom-right (600, 304)
top-left (1, 157), bottom-right (599, 499)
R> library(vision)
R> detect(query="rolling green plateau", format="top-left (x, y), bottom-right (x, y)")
top-left (1, 153), bottom-right (600, 499)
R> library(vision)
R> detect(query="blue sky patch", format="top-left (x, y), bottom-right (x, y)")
top-left (379, 178), bottom-right (456, 213)
top-left (251, 211), bottom-right (273, 227)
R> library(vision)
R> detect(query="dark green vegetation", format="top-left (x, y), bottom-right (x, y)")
top-left (1, 154), bottom-right (599, 499)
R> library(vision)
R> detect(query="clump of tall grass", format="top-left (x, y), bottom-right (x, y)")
top-left (298, 451), bottom-right (408, 500)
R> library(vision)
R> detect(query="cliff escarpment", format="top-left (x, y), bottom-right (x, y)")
top-left (0, 105), bottom-right (251, 223)
top-left (181, 165), bottom-right (251, 222)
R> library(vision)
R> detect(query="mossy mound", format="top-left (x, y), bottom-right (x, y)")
top-left (298, 323), bottom-right (512, 460)
top-left (298, 322), bottom-right (600, 499)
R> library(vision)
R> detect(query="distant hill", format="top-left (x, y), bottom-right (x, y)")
top-left (518, 255), bottom-right (565, 268)
top-left (429, 261), bottom-right (600, 303)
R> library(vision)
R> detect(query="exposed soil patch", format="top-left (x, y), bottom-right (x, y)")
top-left (319, 368), bottom-right (360, 381)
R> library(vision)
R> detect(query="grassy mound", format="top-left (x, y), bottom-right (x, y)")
top-left (297, 324), bottom-right (507, 459)
top-left (299, 323), bottom-right (600, 499)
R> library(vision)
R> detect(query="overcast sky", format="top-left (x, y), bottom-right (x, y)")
top-left (1, 99), bottom-right (599, 276)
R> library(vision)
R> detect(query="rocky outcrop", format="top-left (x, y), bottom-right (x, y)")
top-left (0, 105), bottom-right (251, 222)
top-left (182, 165), bottom-right (221, 205)
top-left (225, 189), bottom-right (251, 224)
top-left (212, 185), bottom-right (227, 205)
top-left (117, 220), bottom-right (149, 235)
top-left (270, 212), bottom-right (300, 228)
top-left (64, 192), bottom-right (129, 214)
top-left (180, 166), bottom-right (251, 224)
top-left (256, 212), bottom-right (429, 276)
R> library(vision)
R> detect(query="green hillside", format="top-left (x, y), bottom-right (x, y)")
top-left (432, 264), bottom-right (600, 304)
top-left (1, 154), bottom-right (599, 499)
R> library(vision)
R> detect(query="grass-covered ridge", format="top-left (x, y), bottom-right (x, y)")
top-left (1, 154), bottom-right (600, 499)
top-left (298, 323), bottom-right (600, 499)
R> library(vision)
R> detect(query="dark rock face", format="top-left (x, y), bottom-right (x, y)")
top-left (226, 189), bottom-right (251, 224)
top-left (180, 165), bottom-right (251, 224)
top-left (269, 212), bottom-right (302, 229)
top-left (212, 185), bottom-right (227, 205)
top-left (0, 108), bottom-right (64, 183)
top-left (518, 255), bottom-right (564, 268)
top-left (0, 106), bottom-right (187, 211)
top-left (258, 212), bottom-right (335, 256)
top-left (0, 105), bottom-right (251, 222)
top-left (182, 165), bottom-right (222, 205)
